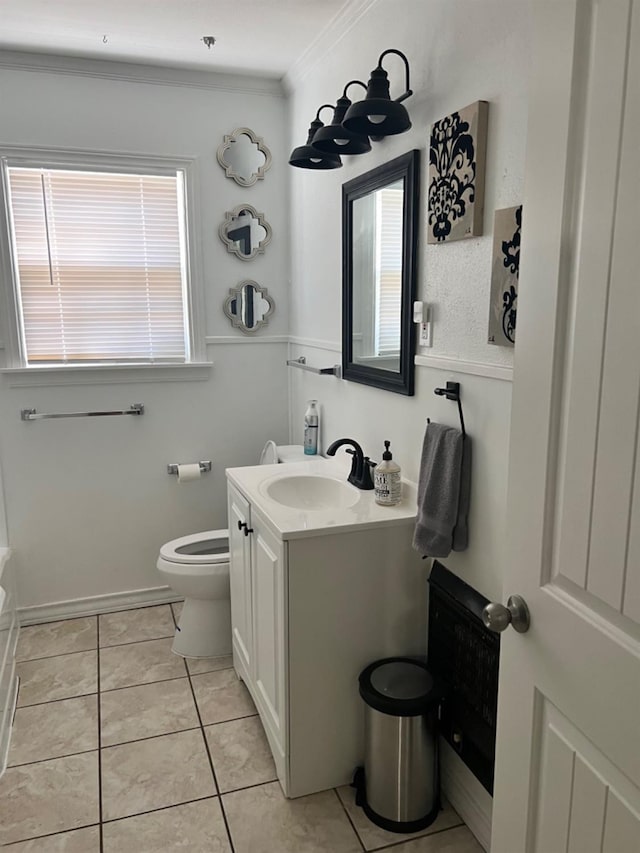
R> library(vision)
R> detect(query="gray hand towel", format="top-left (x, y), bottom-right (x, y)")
top-left (452, 435), bottom-right (471, 551)
top-left (412, 422), bottom-right (465, 558)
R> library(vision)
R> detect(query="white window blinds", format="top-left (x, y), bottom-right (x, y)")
top-left (6, 166), bottom-right (189, 364)
top-left (375, 185), bottom-right (404, 356)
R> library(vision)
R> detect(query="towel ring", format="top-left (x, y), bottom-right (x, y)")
top-left (430, 382), bottom-right (466, 438)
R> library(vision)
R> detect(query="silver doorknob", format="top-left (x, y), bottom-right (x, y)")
top-left (482, 595), bottom-right (530, 633)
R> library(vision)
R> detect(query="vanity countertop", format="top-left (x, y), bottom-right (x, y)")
top-left (226, 456), bottom-right (417, 541)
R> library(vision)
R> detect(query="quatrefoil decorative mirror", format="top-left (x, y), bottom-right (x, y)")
top-left (217, 127), bottom-right (272, 187)
top-left (219, 204), bottom-right (272, 261)
top-left (223, 280), bottom-right (275, 334)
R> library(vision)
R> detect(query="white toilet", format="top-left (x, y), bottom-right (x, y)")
top-left (157, 442), bottom-right (312, 659)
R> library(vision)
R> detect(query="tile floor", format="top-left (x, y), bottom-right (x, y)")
top-left (0, 604), bottom-right (484, 852)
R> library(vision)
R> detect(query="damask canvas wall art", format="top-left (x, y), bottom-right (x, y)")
top-left (427, 100), bottom-right (489, 244)
top-left (488, 205), bottom-right (522, 347)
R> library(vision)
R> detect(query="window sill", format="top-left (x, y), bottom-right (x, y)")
top-left (0, 362), bottom-right (213, 388)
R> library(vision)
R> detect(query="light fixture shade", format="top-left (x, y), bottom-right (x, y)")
top-left (312, 96), bottom-right (371, 155)
top-left (342, 98), bottom-right (412, 137)
top-left (289, 144), bottom-right (343, 170)
top-left (342, 55), bottom-right (413, 137)
top-left (289, 117), bottom-right (343, 170)
top-left (342, 71), bottom-right (411, 136)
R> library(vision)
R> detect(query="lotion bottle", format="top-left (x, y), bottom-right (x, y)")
top-left (303, 400), bottom-right (319, 455)
top-left (374, 440), bottom-right (402, 505)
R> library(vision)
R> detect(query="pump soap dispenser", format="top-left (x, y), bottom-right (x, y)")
top-left (374, 441), bottom-right (402, 506)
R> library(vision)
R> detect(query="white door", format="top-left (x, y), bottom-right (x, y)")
top-left (491, 2), bottom-right (640, 851)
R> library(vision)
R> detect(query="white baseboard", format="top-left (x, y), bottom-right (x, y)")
top-left (0, 672), bottom-right (19, 779)
top-left (440, 738), bottom-right (493, 852)
top-left (18, 586), bottom-right (182, 625)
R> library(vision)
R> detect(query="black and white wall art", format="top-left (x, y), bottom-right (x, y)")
top-left (427, 100), bottom-right (489, 244)
top-left (488, 205), bottom-right (522, 346)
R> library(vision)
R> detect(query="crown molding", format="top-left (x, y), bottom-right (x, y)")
top-left (0, 49), bottom-right (285, 97)
top-left (282, 0), bottom-right (380, 94)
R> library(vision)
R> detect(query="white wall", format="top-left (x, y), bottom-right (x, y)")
top-left (286, 0), bottom-right (531, 602)
top-left (0, 55), bottom-right (290, 609)
top-left (0, 0), bottom-right (530, 612)
top-left (0, 454), bottom-right (7, 548)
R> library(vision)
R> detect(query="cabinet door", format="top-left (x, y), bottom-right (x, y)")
top-left (251, 514), bottom-right (287, 752)
top-left (227, 486), bottom-right (253, 678)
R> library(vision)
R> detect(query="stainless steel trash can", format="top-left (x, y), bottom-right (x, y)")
top-left (354, 657), bottom-right (444, 833)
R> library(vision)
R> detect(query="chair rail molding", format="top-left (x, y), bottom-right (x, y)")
top-left (415, 353), bottom-right (513, 382)
top-left (288, 336), bottom-right (341, 353)
top-left (205, 335), bottom-right (289, 345)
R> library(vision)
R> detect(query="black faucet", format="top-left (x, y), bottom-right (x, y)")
top-left (326, 438), bottom-right (376, 490)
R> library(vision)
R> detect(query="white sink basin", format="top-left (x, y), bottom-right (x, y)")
top-left (262, 475), bottom-right (360, 511)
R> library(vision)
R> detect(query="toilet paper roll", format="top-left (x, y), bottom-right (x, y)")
top-left (177, 463), bottom-right (201, 483)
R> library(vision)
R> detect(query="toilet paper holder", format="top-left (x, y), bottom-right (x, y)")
top-left (167, 461), bottom-right (212, 476)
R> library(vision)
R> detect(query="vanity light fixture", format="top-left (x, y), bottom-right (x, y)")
top-left (342, 49), bottom-right (413, 138)
top-left (311, 81), bottom-right (372, 155)
top-left (289, 105), bottom-right (343, 170)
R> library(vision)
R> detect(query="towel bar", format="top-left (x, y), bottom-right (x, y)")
top-left (21, 403), bottom-right (145, 421)
top-left (433, 382), bottom-right (466, 437)
top-left (286, 357), bottom-right (341, 378)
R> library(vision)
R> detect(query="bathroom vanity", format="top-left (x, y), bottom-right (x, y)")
top-left (226, 458), bottom-right (426, 798)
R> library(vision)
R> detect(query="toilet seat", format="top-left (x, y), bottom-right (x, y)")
top-left (259, 440), bottom-right (279, 465)
top-left (159, 529), bottom-right (229, 565)
top-left (157, 442), bottom-right (307, 659)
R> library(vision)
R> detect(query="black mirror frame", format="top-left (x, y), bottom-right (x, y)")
top-left (342, 149), bottom-right (420, 396)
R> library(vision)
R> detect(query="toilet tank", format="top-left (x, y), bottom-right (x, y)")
top-left (276, 445), bottom-right (314, 464)
top-left (259, 442), bottom-right (315, 465)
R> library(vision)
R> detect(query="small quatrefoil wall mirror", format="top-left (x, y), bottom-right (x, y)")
top-left (224, 280), bottom-right (275, 334)
top-left (217, 127), bottom-right (272, 187)
top-left (219, 204), bottom-right (272, 261)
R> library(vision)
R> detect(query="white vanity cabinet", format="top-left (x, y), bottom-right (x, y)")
top-left (228, 484), bottom-right (287, 778)
top-left (226, 461), bottom-right (427, 799)
top-left (228, 487), bottom-right (253, 677)
top-left (247, 510), bottom-right (287, 768)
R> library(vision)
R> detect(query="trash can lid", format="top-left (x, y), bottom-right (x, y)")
top-left (359, 657), bottom-right (444, 717)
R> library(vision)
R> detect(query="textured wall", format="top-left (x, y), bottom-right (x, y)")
top-left (286, 0), bottom-right (531, 601)
top-left (287, 0), bottom-right (529, 363)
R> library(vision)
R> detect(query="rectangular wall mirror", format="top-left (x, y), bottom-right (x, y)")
top-left (341, 150), bottom-right (420, 395)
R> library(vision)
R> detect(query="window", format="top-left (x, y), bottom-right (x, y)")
top-left (351, 181), bottom-right (403, 367)
top-left (2, 158), bottom-right (195, 366)
top-left (374, 184), bottom-right (403, 357)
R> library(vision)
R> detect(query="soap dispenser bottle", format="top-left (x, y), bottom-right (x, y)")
top-left (374, 441), bottom-right (402, 506)
top-left (303, 400), bottom-right (319, 455)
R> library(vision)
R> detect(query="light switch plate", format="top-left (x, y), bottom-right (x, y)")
top-left (419, 304), bottom-right (433, 347)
